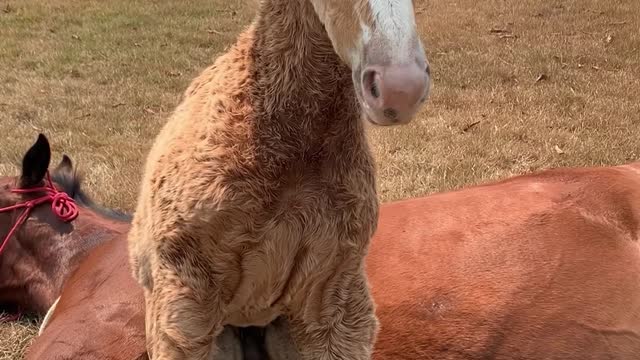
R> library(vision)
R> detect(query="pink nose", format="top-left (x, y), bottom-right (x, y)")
top-left (361, 63), bottom-right (430, 125)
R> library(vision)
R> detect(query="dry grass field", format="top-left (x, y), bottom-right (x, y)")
top-left (1, 0), bottom-right (639, 358)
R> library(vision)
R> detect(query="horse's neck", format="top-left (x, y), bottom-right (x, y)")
top-left (46, 214), bottom-right (129, 298)
top-left (0, 217), bottom-right (123, 313)
top-left (249, 0), bottom-right (360, 133)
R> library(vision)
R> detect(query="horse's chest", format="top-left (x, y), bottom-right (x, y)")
top-left (263, 175), bottom-right (379, 243)
top-left (226, 177), bottom-right (378, 325)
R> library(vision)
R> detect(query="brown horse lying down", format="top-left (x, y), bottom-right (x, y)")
top-left (31, 161), bottom-right (640, 359)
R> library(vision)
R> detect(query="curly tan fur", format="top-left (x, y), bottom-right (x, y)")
top-left (125, 0), bottom-right (410, 358)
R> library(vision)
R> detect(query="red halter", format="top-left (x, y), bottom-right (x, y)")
top-left (0, 171), bottom-right (79, 257)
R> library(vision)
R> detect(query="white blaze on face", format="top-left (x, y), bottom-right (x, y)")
top-left (367, 0), bottom-right (417, 62)
top-left (350, 22), bottom-right (372, 69)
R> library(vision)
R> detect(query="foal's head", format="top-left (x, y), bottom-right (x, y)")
top-left (310, 0), bottom-right (430, 125)
top-left (0, 134), bottom-right (130, 316)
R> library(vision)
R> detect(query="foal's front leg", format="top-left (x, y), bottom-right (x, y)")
top-left (288, 267), bottom-right (379, 360)
top-left (141, 256), bottom-right (225, 360)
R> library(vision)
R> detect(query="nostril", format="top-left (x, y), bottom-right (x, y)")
top-left (370, 81), bottom-right (380, 99)
top-left (362, 69), bottom-right (380, 99)
top-left (425, 64), bottom-right (431, 77)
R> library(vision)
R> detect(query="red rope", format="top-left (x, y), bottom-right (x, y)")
top-left (0, 171), bottom-right (79, 257)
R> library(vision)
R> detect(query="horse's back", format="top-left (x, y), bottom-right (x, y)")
top-left (368, 163), bottom-right (640, 359)
top-left (25, 235), bottom-right (147, 360)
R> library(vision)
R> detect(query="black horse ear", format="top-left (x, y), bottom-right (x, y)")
top-left (20, 133), bottom-right (51, 187)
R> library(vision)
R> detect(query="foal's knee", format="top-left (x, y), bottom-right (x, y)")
top-left (289, 271), bottom-right (378, 359)
top-left (145, 281), bottom-right (223, 360)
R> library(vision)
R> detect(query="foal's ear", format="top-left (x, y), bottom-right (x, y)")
top-left (20, 133), bottom-right (51, 187)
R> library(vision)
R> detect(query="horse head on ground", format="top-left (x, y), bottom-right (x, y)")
top-left (0, 133), bottom-right (130, 317)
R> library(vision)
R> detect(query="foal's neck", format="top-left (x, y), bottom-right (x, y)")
top-left (249, 0), bottom-right (360, 132)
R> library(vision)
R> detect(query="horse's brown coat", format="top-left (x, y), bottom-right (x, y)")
top-left (26, 235), bottom-right (148, 360)
top-left (364, 162), bottom-right (640, 359)
top-left (33, 162), bottom-right (640, 359)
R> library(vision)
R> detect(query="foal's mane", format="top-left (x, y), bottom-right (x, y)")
top-left (50, 169), bottom-right (132, 223)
